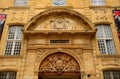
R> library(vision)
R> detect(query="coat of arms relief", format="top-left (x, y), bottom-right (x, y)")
top-left (34, 17), bottom-right (84, 30)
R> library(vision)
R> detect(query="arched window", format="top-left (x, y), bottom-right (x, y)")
top-left (96, 24), bottom-right (116, 54)
top-left (0, 71), bottom-right (16, 79)
top-left (103, 70), bottom-right (120, 79)
top-left (5, 25), bottom-right (23, 55)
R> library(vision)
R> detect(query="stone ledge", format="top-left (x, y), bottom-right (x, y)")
top-left (96, 54), bottom-right (120, 58)
top-left (8, 6), bottom-right (29, 9)
top-left (26, 44), bottom-right (93, 50)
top-left (89, 5), bottom-right (111, 9)
top-left (0, 55), bottom-right (23, 59)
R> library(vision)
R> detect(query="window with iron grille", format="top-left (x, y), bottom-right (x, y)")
top-left (14, 0), bottom-right (27, 6)
top-left (96, 25), bottom-right (116, 54)
top-left (0, 71), bottom-right (16, 79)
top-left (5, 26), bottom-right (23, 55)
top-left (103, 70), bottom-right (120, 79)
top-left (92, 0), bottom-right (105, 6)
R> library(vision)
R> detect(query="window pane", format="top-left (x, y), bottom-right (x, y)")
top-left (96, 25), bottom-right (116, 54)
top-left (8, 27), bottom-right (16, 39)
top-left (0, 72), bottom-right (7, 79)
top-left (98, 39), bottom-right (106, 54)
top-left (5, 41), bottom-right (13, 55)
top-left (96, 25), bottom-right (104, 38)
top-left (103, 71), bottom-right (111, 79)
top-left (103, 71), bottom-right (120, 79)
top-left (113, 71), bottom-right (119, 79)
top-left (16, 27), bottom-right (22, 39)
top-left (7, 26), bottom-right (22, 39)
top-left (53, 0), bottom-right (66, 6)
top-left (104, 25), bottom-right (112, 38)
top-left (106, 40), bottom-right (116, 54)
top-left (92, 0), bottom-right (105, 5)
top-left (14, 0), bottom-right (27, 6)
top-left (5, 26), bottom-right (22, 55)
top-left (14, 41), bottom-right (21, 55)
top-left (0, 72), bottom-right (16, 79)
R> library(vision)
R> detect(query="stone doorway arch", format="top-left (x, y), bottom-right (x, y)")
top-left (39, 52), bottom-right (81, 79)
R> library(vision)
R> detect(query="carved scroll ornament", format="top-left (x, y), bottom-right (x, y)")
top-left (39, 53), bottom-right (80, 72)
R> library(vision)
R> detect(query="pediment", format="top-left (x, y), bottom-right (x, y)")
top-left (39, 53), bottom-right (80, 72)
top-left (25, 8), bottom-right (96, 33)
top-left (31, 17), bottom-right (88, 31)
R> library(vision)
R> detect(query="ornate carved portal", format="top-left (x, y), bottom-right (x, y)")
top-left (39, 52), bottom-right (80, 77)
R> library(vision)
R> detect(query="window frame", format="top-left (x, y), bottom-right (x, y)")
top-left (4, 25), bottom-right (23, 55)
top-left (96, 24), bottom-right (116, 54)
top-left (14, 0), bottom-right (28, 6)
top-left (0, 71), bottom-right (17, 79)
top-left (91, 0), bottom-right (105, 6)
top-left (52, 0), bottom-right (66, 6)
top-left (103, 70), bottom-right (120, 79)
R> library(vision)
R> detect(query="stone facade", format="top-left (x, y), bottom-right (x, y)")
top-left (0, 0), bottom-right (120, 79)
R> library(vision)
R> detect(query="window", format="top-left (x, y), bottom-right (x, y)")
top-left (50, 40), bottom-right (69, 44)
top-left (5, 26), bottom-right (23, 55)
top-left (14, 0), bottom-right (27, 6)
top-left (0, 71), bottom-right (16, 79)
top-left (53, 0), bottom-right (66, 6)
top-left (96, 25), bottom-right (116, 54)
top-left (103, 70), bottom-right (120, 79)
top-left (92, 0), bottom-right (105, 6)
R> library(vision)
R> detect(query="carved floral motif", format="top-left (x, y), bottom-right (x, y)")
top-left (34, 17), bottom-right (82, 30)
top-left (39, 53), bottom-right (79, 72)
top-left (91, 8), bottom-right (110, 22)
top-left (50, 17), bottom-right (76, 30)
top-left (10, 11), bottom-right (26, 22)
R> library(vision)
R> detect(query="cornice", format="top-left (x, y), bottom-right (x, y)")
top-left (26, 44), bottom-right (93, 50)
top-left (89, 5), bottom-right (111, 9)
top-left (45, 6), bottom-right (74, 9)
top-left (23, 30), bottom-right (96, 35)
top-left (96, 54), bottom-right (120, 58)
top-left (0, 55), bottom-right (23, 59)
top-left (8, 6), bottom-right (30, 9)
top-left (25, 8), bottom-right (95, 31)
top-left (7, 22), bottom-right (26, 26)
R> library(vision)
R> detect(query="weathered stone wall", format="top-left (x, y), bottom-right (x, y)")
top-left (0, 0), bottom-right (120, 79)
